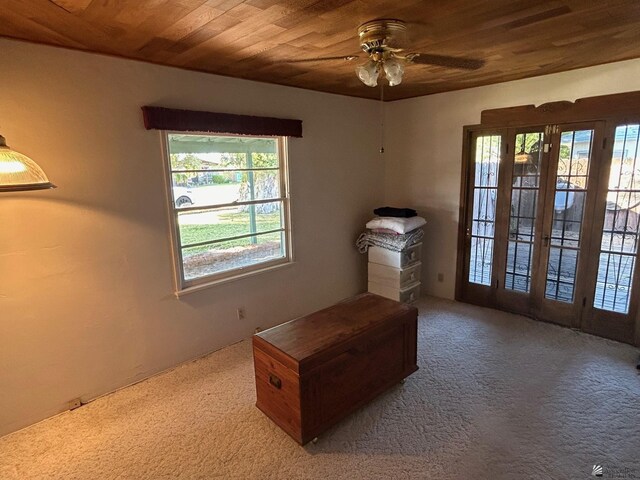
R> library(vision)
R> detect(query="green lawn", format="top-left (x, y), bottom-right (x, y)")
top-left (179, 211), bottom-right (282, 251)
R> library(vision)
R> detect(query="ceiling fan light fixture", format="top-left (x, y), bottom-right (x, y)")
top-left (356, 59), bottom-right (380, 87)
top-left (345, 18), bottom-right (484, 90)
top-left (383, 57), bottom-right (404, 86)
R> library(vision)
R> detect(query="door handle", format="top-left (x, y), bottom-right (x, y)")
top-left (543, 234), bottom-right (550, 247)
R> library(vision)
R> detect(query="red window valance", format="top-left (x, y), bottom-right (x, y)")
top-left (141, 106), bottom-right (303, 138)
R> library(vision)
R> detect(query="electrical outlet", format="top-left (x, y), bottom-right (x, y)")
top-left (437, 273), bottom-right (444, 282)
top-left (68, 398), bottom-right (82, 411)
top-left (237, 307), bottom-right (245, 320)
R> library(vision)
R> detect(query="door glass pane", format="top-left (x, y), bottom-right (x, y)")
top-left (545, 130), bottom-right (593, 302)
top-left (594, 124), bottom-right (640, 313)
top-left (469, 135), bottom-right (501, 285)
top-left (505, 132), bottom-right (543, 293)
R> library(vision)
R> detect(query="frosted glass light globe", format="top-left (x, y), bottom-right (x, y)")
top-left (356, 60), bottom-right (380, 87)
top-left (0, 136), bottom-right (55, 192)
top-left (383, 57), bottom-right (405, 87)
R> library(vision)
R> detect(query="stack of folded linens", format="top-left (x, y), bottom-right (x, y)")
top-left (356, 206), bottom-right (426, 253)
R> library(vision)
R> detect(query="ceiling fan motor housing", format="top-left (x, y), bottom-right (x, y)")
top-left (358, 19), bottom-right (407, 55)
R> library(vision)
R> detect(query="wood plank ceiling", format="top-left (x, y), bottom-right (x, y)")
top-left (2, 0), bottom-right (640, 100)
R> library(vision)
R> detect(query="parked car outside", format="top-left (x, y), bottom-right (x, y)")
top-left (173, 186), bottom-right (194, 208)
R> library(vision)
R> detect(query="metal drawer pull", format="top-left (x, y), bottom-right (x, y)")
top-left (269, 374), bottom-right (282, 389)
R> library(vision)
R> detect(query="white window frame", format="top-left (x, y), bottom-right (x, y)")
top-left (160, 131), bottom-right (293, 295)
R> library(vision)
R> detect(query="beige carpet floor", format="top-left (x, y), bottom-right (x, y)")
top-left (1, 297), bottom-right (639, 480)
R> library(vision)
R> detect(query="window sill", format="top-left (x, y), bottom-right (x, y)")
top-left (174, 260), bottom-right (296, 298)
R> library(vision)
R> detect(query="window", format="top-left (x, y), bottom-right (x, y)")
top-left (163, 132), bottom-right (292, 290)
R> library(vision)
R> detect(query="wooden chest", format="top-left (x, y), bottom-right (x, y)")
top-left (252, 293), bottom-right (418, 445)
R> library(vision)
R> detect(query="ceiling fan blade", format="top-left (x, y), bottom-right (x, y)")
top-left (284, 55), bottom-right (360, 64)
top-left (409, 53), bottom-right (485, 70)
top-left (404, 21), bottom-right (434, 41)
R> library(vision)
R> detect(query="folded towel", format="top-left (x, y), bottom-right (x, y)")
top-left (373, 206), bottom-right (417, 218)
top-left (356, 228), bottom-right (424, 253)
top-left (366, 216), bottom-right (426, 234)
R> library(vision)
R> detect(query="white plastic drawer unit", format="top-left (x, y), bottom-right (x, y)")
top-left (368, 243), bottom-right (422, 268)
top-left (368, 281), bottom-right (421, 304)
top-left (368, 262), bottom-right (422, 289)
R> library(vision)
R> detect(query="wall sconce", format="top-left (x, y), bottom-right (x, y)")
top-left (0, 135), bottom-right (55, 192)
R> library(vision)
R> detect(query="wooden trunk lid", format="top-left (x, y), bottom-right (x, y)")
top-left (253, 293), bottom-right (418, 374)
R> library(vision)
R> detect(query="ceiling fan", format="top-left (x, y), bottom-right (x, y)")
top-left (287, 19), bottom-right (485, 87)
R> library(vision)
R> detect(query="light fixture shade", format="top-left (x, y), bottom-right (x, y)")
top-left (514, 149), bottom-right (532, 164)
top-left (383, 57), bottom-right (405, 86)
top-left (356, 60), bottom-right (380, 87)
top-left (0, 136), bottom-right (55, 192)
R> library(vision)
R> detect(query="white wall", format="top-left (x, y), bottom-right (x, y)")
top-left (0, 39), bottom-right (383, 436)
top-left (385, 59), bottom-right (640, 299)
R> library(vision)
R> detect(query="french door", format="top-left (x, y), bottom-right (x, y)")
top-left (459, 121), bottom-right (640, 345)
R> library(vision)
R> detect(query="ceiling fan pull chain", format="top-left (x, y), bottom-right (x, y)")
top-left (380, 83), bottom-right (385, 154)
